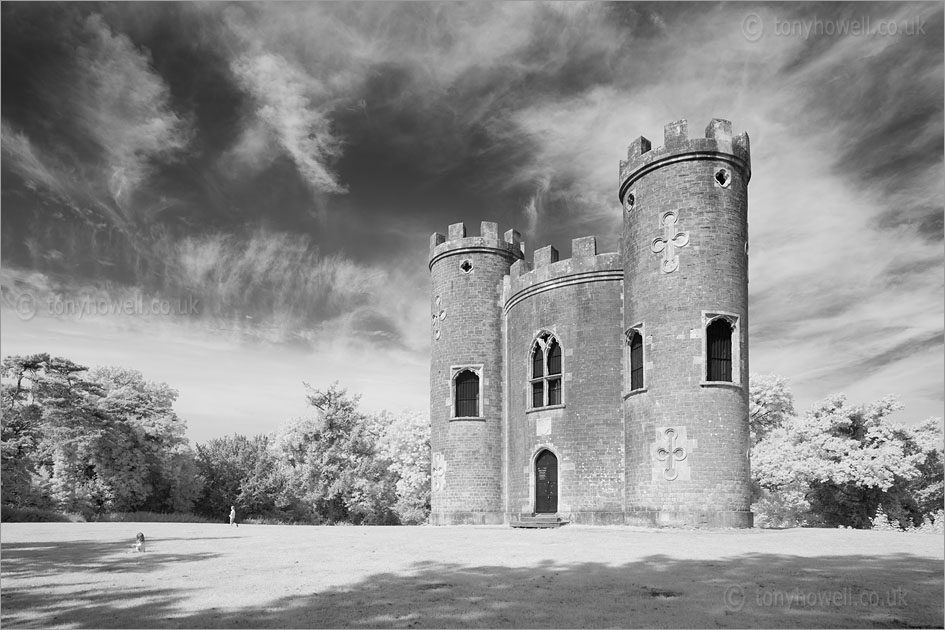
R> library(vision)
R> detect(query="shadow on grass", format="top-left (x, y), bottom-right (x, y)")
top-left (1, 543), bottom-right (941, 629)
top-left (1, 539), bottom-right (221, 577)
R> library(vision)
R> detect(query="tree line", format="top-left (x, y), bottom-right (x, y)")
top-left (2, 353), bottom-right (941, 529)
top-left (0, 354), bottom-right (430, 524)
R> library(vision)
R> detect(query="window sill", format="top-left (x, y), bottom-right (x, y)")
top-left (525, 404), bottom-right (566, 414)
top-left (623, 388), bottom-right (647, 399)
top-left (700, 380), bottom-right (743, 390)
top-left (450, 416), bottom-right (486, 422)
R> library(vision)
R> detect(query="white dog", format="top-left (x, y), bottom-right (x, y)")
top-left (133, 532), bottom-right (146, 553)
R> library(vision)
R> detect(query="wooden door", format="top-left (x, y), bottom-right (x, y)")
top-left (535, 450), bottom-right (558, 514)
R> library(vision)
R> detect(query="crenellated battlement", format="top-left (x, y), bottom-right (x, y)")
top-left (505, 236), bottom-right (622, 313)
top-left (429, 221), bottom-right (524, 269)
top-left (618, 118), bottom-right (750, 203)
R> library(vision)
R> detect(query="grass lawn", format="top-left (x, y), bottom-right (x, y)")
top-left (1, 522), bottom-right (942, 628)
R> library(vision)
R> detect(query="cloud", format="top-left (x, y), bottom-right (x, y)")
top-left (166, 228), bottom-right (428, 346)
top-left (2, 10), bottom-right (192, 228)
top-left (73, 14), bottom-right (192, 207)
top-left (2, 2), bottom-right (941, 436)
top-left (230, 52), bottom-right (347, 195)
top-left (522, 175), bottom-right (551, 242)
top-left (0, 122), bottom-right (67, 197)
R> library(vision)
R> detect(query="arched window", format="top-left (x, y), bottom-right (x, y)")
top-left (706, 318), bottom-right (733, 382)
top-left (530, 333), bottom-right (563, 408)
top-left (454, 369), bottom-right (480, 417)
top-left (629, 330), bottom-right (644, 391)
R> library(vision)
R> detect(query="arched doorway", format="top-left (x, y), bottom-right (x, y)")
top-left (534, 449), bottom-right (558, 514)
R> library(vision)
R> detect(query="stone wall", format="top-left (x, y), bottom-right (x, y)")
top-left (505, 238), bottom-right (625, 524)
top-left (620, 119), bottom-right (752, 527)
top-left (429, 221), bottom-right (522, 524)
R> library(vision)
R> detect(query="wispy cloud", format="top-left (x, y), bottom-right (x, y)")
top-left (230, 52), bottom-right (347, 195)
top-left (72, 14), bottom-right (192, 208)
top-left (2, 10), bottom-right (192, 231)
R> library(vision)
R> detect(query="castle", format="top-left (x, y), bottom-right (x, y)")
top-left (428, 119), bottom-right (752, 528)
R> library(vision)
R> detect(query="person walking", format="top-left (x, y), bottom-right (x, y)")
top-left (229, 505), bottom-right (238, 527)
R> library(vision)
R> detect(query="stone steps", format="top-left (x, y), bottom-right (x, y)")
top-left (510, 514), bottom-right (570, 529)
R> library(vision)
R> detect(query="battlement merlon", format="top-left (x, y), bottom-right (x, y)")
top-left (506, 236), bottom-right (621, 312)
top-left (429, 221), bottom-right (525, 270)
top-left (618, 118), bottom-right (751, 204)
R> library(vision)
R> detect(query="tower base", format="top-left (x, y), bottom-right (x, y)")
top-left (430, 511), bottom-right (505, 526)
top-left (625, 509), bottom-right (754, 528)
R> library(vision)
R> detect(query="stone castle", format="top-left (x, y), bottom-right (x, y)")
top-left (428, 118), bottom-right (752, 527)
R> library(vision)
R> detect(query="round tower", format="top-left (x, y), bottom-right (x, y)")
top-left (619, 118), bottom-right (752, 528)
top-left (428, 221), bottom-right (523, 525)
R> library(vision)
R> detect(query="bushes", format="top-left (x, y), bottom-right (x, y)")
top-left (0, 506), bottom-right (219, 524)
top-left (871, 507), bottom-right (945, 533)
top-left (1, 505), bottom-right (78, 522)
top-left (92, 511), bottom-right (217, 523)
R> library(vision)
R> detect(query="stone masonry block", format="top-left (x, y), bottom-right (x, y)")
top-left (534, 245), bottom-right (559, 269)
top-left (572, 236), bottom-right (597, 258)
top-left (448, 222), bottom-right (466, 240)
top-left (705, 119), bottom-right (732, 142)
top-left (481, 221), bottom-right (498, 240)
top-left (627, 136), bottom-right (652, 159)
top-left (663, 119), bottom-right (689, 149)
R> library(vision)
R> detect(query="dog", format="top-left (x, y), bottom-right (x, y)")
top-left (132, 532), bottom-right (146, 553)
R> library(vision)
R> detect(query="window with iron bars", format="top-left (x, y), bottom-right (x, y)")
top-left (454, 369), bottom-right (480, 417)
top-left (706, 318), bottom-right (733, 382)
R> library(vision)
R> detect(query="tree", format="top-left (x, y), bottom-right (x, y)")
top-left (372, 409), bottom-right (430, 524)
top-left (749, 373), bottom-right (795, 446)
top-left (194, 434), bottom-right (281, 521)
top-left (1, 354), bottom-right (198, 516)
top-left (89, 367), bottom-right (199, 512)
top-left (269, 383), bottom-right (397, 524)
top-left (1, 354), bottom-right (49, 507)
top-left (752, 393), bottom-right (931, 528)
top-left (904, 417), bottom-right (944, 518)
top-left (20, 356), bottom-right (114, 515)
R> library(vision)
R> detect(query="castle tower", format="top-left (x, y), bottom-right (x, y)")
top-left (428, 221), bottom-right (523, 525)
top-left (619, 119), bottom-right (753, 527)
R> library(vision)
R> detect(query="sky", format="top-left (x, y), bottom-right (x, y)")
top-left (1, 2), bottom-right (942, 444)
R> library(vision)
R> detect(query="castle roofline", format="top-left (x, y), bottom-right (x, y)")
top-left (505, 236), bottom-right (622, 313)
top-left (429, 221), bottom-right (524, 270)
top-left (618, 118), bottom-right (750, 203)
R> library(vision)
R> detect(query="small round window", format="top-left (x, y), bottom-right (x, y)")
top-left (624, 192), bottom-right (635, 212)
top-left (460, 260), bottom-right (473, 273)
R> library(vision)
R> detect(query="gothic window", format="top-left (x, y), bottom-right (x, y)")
top-left (530, 333), bottom-right (563, 408)
top-left (706, 318), bottom-right (733, 382)
top-left (627, 326), bottom-right (644, 391)
top-left (454, 368), bottom-right (481, 417)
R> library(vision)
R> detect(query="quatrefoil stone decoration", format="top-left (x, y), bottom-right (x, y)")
top-left (432, 295), bottom-right (447, 340)
top-left (650, 210), bottom-right (690, 274)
